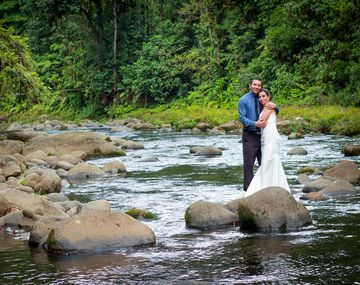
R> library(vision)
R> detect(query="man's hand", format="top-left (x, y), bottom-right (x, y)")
top-left (255, 119), bottom-right (267, 128)
top-left (265, 102), bottom-right (277, 110)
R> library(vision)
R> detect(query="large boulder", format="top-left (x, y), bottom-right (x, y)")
top-left (297, 174), bottom-right (311, 185)
top-left (342, 145), bottom-right (360, 156)
top-left (4, 130), bottom-right (41, 142)
top-left (287, 147), bottom-right (307, 155)
top-left (67, 162), bottom-right (105, 181)
top-left (0, 140), bottom-right (24, 155)
top-left (29, 215), bottom-right (69, 247)
top-left (288, 132), bottom-right (304, 140)
top-left (110, 137), bottom-right (145, 150)
top-left (33, 169), bottom-right (62, 194)
top-left (240, 187), bottom-right (311, 231)
top-left (323, 160), bottom-right (360, 185)
top-left (22, 131), bottom-right (125, 158)
top-left (58, 154), bottom-right (82, 165)
top-left (0, 188), bottom-right (68, 218)
top-left (0, 155), bottom-right (24, 178)
top-left (103, 160), bottom-right (127, 174)
top-left (80, 200), bottom-right (111, 213)
top-left (320, 180), bottom-right (356, 196)
top-left (300, 192), bottom-right (329, 201)
top-left (185, 200), bottom-right (238, 230)
top-left (0, 210), bottom-right (37, 230)
top-left (190, 146), bottom-right (222, 156)
top-left (46, 210), bottom-right (156, 253)
top-left (24, 150), bottom-right (48, 163)
top-left (302, 178), bottom-right (333, 193)
top-left (218, 120), bottom-right (240, 132)
top-left (24, 172), bottom-right (41, 189)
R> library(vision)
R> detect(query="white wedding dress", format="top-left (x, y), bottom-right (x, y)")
top-left (245, 111), bottom-right (290, 197)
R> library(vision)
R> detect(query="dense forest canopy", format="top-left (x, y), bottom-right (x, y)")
top-left (1, 0), bottom-right (359, 118)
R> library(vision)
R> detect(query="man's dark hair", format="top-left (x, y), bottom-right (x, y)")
top-left (249, 78), bottom-right (262, 85)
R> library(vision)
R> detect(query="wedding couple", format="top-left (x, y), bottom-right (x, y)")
top-left (238, 79), bottom-right (290, 197)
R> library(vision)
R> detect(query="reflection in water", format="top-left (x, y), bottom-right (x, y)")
top-left (0, 130), bottom-right (359, 284)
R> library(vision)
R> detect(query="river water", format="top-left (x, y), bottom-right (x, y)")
top-left (0, 128), bottom-right (359, 284)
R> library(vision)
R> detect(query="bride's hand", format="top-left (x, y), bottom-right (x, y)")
top-left (256, 119), bottom-right (266, 128)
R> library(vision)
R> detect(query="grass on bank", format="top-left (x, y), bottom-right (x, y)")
top-left (3, 101), bottom-right (360, 137)
top-left (107, 103), bottom-right (360, 136)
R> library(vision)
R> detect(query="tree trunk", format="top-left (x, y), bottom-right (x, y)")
top-left (112, 0), bottom-right (118, 96)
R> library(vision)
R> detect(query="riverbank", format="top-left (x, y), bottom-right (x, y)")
top-left (1, 103), bottom-right (360, 137)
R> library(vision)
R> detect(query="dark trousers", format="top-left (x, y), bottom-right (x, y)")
top-left (242, 131), bottom-right (262, 191)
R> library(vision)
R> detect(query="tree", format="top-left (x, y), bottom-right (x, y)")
top-left (0, 24), bottom-right (46, 113)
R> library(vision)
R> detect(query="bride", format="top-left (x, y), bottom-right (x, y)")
top-left (245, 89), bottom-right (290, 197)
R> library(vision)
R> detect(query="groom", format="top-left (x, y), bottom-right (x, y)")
top-left (238, 79), bottom-right (277, 191)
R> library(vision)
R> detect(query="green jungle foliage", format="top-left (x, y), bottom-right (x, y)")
top-left (0, 0), bottom-right (359, 126)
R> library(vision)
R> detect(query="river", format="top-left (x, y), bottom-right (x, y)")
top-left (0, 127), bottom-right (359, 284)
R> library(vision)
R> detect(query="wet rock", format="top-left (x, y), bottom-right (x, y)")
top-left (190, 146), bottom-right (222, 156)
top-left (302, 178), bottom-right (333, 193)
top-left (58, 154), bottom-right (82, 165)
top-left (56, 160), bottom-right (74, 171)
top-left (47, 193), bottom-right (69, 203)
top-left (297, 166), bottom-right (322, 175)
top-left (81, 200), bottom-right (111, 213)
top-left (288, 132), bottom-right (304, 140)
top-left (29, 215), bottom-right (69, 247)
top-left (67, 162), bottom-right (105, 181)
top-left (110, 137), bottom-right (145, 150)
top-left (297, 174), bottom-right (311, 185)
top-left (70, 150), bottom-right (87, 160)
top-left (195, 122), bottom-right (212, 131)
top-left (46, 210), bottom-right (156, 253)
top-left (33, 169), bottom-right (62, 194)
top-left (185, 200), bottom-right (238, 230)
top-left (56, 168), bottom-right (68, 178)
top-left (0, 210), bottom-right (35, 230)
top-left (241, 187), bottom-right (311, 231)
top-left (4, 130), bottom-right (41, 142)
top-left (57, 201), bottom-right (82, 216)
top-left (0, 188), bottom-right (68, 218)
top-left (218, 120), bottom-right (240, 132)
top-left (287, 147), bottom-right (308, 155)
top-left (46, 155), bottom-right (59, 168)
top-left (24, 150), bottom-right (48, 162)
top-left (24, 172), bottom-right (41, 189)
top-left (0, 155), bottom-right (23, 178)
top-left (125, 208), bottom-right (159, 220)
top-left (22, 131), bottom-right (125, 158)
top-left (320, 180), bottom-right (356, 196)
top-left (6, 176), bottom-right (22, 188)
top-left (224, 198), bottom-right (245, 214)
top-left (103, 160), bottom-right (127, 174)
top-left (15, 185), bottom-right (34, 194)
top-left (207, 127), bottom-right (226, 135)
top-left (0, 140), bottom-right (24, 155)
top-left (323, 160), bottom-right (360, 185)
top-left (300, 192), bottom-right (329, 201)
top-left (342, 145), bottom-right (360, 156)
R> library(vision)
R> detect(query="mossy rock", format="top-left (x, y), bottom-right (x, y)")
top-left (238, 204), bottom-right (257, 231)
top-left (297, 166), bottom-right (316, 174)
top-left (88, 149), bottom-right (126, 159)
top-left (67, 193), bottom-right (92, 203)
top-left (126, 208), bottom-right (159, 220)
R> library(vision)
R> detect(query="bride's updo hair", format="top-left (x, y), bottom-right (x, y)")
top-left (261, 88), bottom-right (270, 97)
